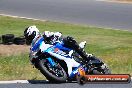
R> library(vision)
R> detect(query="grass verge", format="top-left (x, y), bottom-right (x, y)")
top-left (0, 54), bottom-right (45, 80)
top-left (108, 0), bottom-right (132, 3)
top-left (0, 15), bottom-right (132, 80)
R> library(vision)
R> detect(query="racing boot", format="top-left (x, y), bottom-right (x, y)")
top-left (79, 41), bottom-right (93, 58)
top-left (73, 41), bottom-right (93, 62)
top-left (79, 41), bottom-right (86, 49)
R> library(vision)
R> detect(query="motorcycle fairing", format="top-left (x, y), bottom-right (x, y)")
top-left (69, 65), bottom-right (82, 78)
top-left (31, 37), bottom-right (44, 51)
top-left (32, 37), bottom-right (81, 78)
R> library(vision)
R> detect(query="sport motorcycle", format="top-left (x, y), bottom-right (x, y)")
top-left (30, 37), bottom-right (111, 83)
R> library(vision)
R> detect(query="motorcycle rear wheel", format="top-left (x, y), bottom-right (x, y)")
top-left (38, 59), bottom-right (67, 83)
top-left (91, 64), bottom-right (111, 74)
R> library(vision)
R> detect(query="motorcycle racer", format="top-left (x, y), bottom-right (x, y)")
top-left (24, 25), bottom-right (93, 77)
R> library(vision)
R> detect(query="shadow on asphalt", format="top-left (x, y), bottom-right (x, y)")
top-left (28, 80), bottom-right (77, 84)
top-left (27, 80), bottom-right (131, 85)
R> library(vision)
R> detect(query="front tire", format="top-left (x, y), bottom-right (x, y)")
top-left (38, 59), bottom-right (67, 83)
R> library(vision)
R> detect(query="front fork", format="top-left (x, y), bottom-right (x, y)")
top-left (46, 57), bottom-right (56, 67)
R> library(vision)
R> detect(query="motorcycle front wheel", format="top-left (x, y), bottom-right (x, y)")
top-left (38, 58), bottom-right (67, 83)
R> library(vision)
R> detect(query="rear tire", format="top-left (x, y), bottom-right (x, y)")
top-left (92, 64), bottom-right (111, 74)
top-left (38, 59), bottom-right (67, 83)
top-left (2, 34), bottom-right (14, 45)
top-left (14, 37), bottom-right (26, 45)
top-left (0, 36), bottom-right (2, 44)
top-left (92, 69), bottom-right (111, 74)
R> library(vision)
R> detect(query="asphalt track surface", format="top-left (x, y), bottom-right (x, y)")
top-left (0, 80), bottom-right (131, 88)
top-left (0, 0), bottom-right (132, 31)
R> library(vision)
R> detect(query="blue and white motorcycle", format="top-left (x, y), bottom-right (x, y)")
top-left (30, 37), bottom-right (111, 83)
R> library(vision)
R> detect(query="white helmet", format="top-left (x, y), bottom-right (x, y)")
top-left (24, 25), bottom-right (40, 44)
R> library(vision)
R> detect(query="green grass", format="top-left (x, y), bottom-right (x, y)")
top-left (0, 54), bottom-right (45, 80)
top-left (0, 15), bottom-right (132, 80)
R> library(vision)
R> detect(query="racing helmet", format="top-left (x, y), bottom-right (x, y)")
top-left (24, 25), bottom-right (40, 44)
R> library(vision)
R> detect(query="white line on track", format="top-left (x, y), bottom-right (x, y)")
top-left (0, 14), bottom-right (46, 22)
top-left (0, 80), bottom-right (29, 84)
